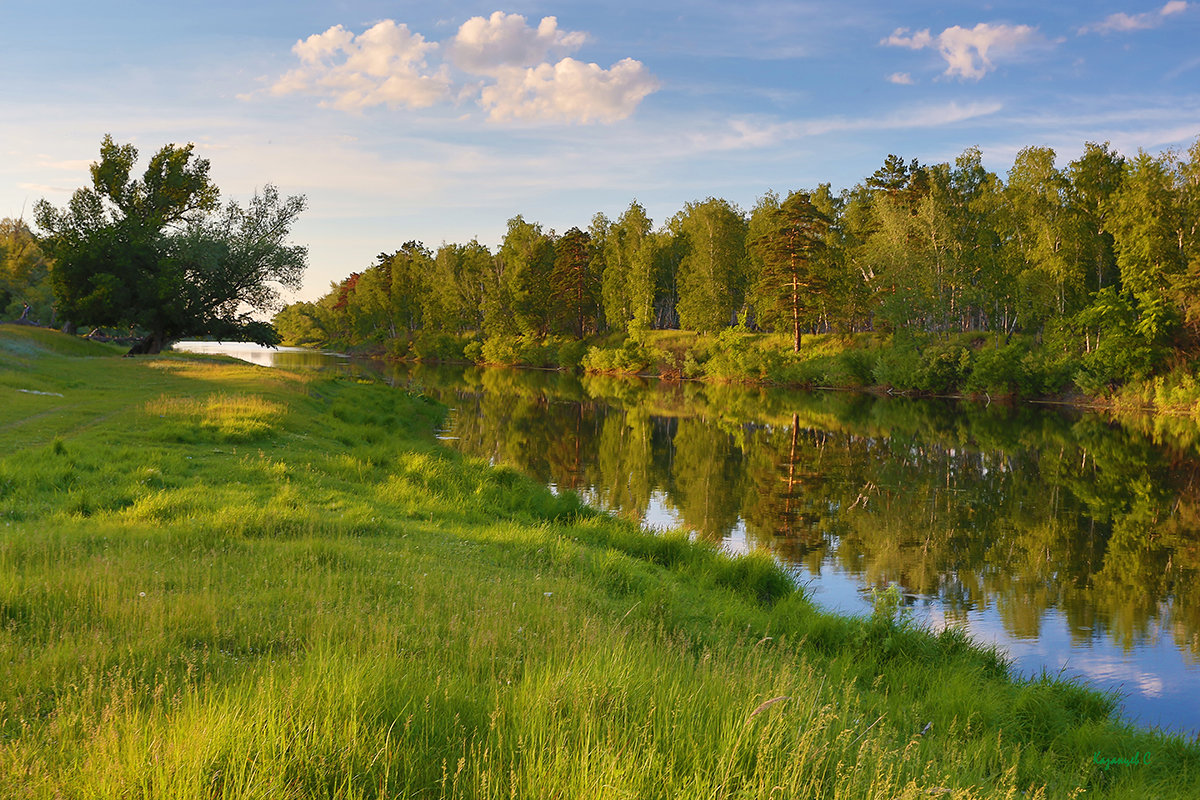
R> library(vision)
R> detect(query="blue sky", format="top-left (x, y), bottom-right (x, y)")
top-left (3, 1), bottom-right (1198, 301)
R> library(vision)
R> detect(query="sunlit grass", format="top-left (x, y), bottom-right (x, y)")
top-left (1, 325), bottom-right (1198, 798)
top-left (143, 392), bottom-right (288, 442)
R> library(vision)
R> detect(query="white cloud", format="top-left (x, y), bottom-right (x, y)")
top-left (883, 28), bottom-right (934, 50)
top-left (887, 72), bottom-right (915, 85)
top-left (270, 21), bottom-right (451, 111)
top-left (18, 182), bottom-right (67, 194)
top-left (35, 157), bottom-right (94, 172)
top-left (261, 13), bottom-right (657, 125)
top-left (480, 58), bottom-right (659, 124)
top-left (883, 23), bottom-right (1040, 80)
top-left (684, 101), bottom-right (1004, 152)
top-left (448, 12), bottom-right (587, 75)
top-left (1080, 1), bottom-right (1188, 34)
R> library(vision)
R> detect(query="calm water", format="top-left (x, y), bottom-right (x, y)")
top-left (175, 342), bottom-right (1200, 735)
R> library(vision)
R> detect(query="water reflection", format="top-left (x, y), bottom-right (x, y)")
top-left (171, 341), bottom-right (354, 371)
top-left (172, 344), bottom-right (1200, 734)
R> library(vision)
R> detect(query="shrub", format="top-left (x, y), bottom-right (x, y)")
top-left (872, 340), bottom-right (923, 390)
top-left (699, 329), bottom-right (781, 382)
top-left (384, 337), bottom-right (412, 360)
top-left (581, 339), bottom-right (655, 374)
top-left (410, 332), bottom-right (468, 362)
top-left (556, 339), bottom-right (588, 370)
top-left (966, 340), bottom-right (1034, 396)
top-left (917, 342), bottom-right (972, 393)
top-left (871, 337), bottom-right (974, 394)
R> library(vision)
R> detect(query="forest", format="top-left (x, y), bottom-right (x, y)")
top-left (273, 139), bottom-right (1200, 399)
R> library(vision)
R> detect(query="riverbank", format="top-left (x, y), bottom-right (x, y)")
top-left (316, 327), bottom-right (1200, 423)
top-left (3, 325), bottom-right (1199, 798)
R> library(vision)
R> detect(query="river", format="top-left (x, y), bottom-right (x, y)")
top-left (175, 341), bottom-right (1200, 736)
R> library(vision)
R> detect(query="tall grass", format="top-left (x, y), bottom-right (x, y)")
top-left (2, 326), bottom-right (1198, 798)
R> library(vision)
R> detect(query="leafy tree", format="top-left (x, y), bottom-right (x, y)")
top-left (34, 135), bottom-right (306, 353)
top-left (947, 148), bottom-right (1006, 333)
top-left (0, 218), bottom-right (54, 322)
top-left (745, 191), bottom-right (781, 330)
top-left (496, 215), bottom-right (555, 336)
top-left (347, 241), bottom-right (431, 340)
top-left (1000, 146), bottom-right (1088, 327)
top-left (272, 301), bottom-right (325, 346)
top-left (1109, 149), bottom-right (1186, 344)
top-left (675, 198), bottom-right (748, 332)
top-left (1066, 142), bottom-right (1125, 293)
top-left (426, 239), bottom-right (490, 334)
top-left (1163, 139), bottom-right (1200, 335)
top-left (600, 202), bottom-right (658, 333)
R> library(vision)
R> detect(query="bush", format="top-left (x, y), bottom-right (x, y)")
top-left (384, 337), bottom-right (412, 360)
top-left (1074, 335), bottom-right (1160, 396)
top-left (410, 332), bottom-right (468, 362)
top-left (872, 340), bottom-right (922, 390)
top-left (773, 347), bottom-right (877, 388)
top-left (872, 337), bottom-right (972, 393)
top-left (918, 342), bottom-right (972, 393)
top-left (701, 329), bottom-right (781, 381)
top-left (556, 339), bottom-right (588, 370)
top-left (476, 335), bottom-right (546, 367)
top-left (965, 341), bottom-right (1026, 395)
top-left (581, 339), bottom-right (655, 374)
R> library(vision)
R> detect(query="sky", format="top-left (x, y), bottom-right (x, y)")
top-left (3, 1), bottom-right (1199, 302)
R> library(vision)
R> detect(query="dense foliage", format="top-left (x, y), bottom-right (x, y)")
top-left (0, 218), bottom-right (53, 323)
top-left (280, 138), bottom-right (1200, 396)
top-left (32, 135), bottom-right (307, 354)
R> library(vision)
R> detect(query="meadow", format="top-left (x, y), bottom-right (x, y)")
top-left (2, 324), bottom-right (1198, 798)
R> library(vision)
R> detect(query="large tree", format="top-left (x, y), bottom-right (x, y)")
top-left (496, 215), bottom-right (556, 337)
top-left (750, 191), bottom-right (830, 351)
top-left (35, 135), bottom-right (307, 354)
top-left (550, 226), bottom-right (599, 337)
top-left (675, 198), bottom-right (748, 332)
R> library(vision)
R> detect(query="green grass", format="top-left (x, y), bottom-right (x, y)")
top-left (2, 324), bottom-right (1199, 798)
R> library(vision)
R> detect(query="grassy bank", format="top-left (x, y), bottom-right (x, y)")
top-left (2, 324), bottom-right (1198, 798)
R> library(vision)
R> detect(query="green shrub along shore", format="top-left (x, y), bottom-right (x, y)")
top-left (337, 327), bottom-right (1200, 420)
top-left (2, 325), bottom-right (1198, 799)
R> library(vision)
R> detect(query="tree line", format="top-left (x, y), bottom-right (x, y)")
top-left (276, 138), bottom-right (1200, 384)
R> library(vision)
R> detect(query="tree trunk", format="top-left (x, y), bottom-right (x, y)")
top-left (126, 330), bottom-right (168, 355)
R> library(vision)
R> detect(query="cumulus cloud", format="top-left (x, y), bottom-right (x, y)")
top-left (270, 21), bottom-right (451, 111)
top-left (1080, 1), bottom-right (1188, 34)
top-left (448, 12), bottom-right (587, 74)
top-left (480, 57), bottom-right (659, 124)
top-left (887, 72), bottom-right (915, 85)
top-left (883, 23), bottom-right (1039, 80)
top-left (264, 12), bottom-right (657, 125)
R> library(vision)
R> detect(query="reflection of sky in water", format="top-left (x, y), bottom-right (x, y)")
top-left (792, 529), bottom-right (1198, 736)
top-left (644, 491), bottom-right (1200, 736)
top-left (172, 342), bottom-right (351, 369)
